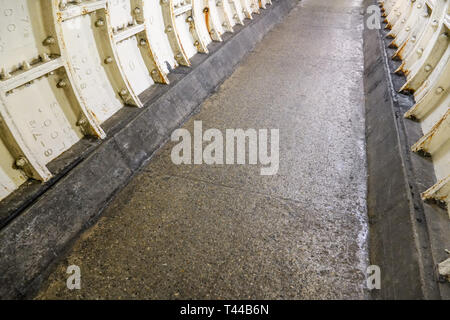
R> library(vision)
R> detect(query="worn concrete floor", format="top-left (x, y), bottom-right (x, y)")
top-left (37, 0), bottom-right (368, 299)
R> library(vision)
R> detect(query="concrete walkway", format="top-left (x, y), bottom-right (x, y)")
top-left (37, 0), bottom-right (368, 299)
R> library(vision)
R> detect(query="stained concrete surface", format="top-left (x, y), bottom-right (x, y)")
top-left (37, 0), bottom-right (369, 299)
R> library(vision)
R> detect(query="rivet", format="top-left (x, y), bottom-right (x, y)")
top-left (139, 39), bottom-right (147, 46)
top-left (59, 0), bottom-right (67, 10)
top-left (57, 79), bottom-right (67, 88)
top-left (104, 56), bottom-right (113, 64)
top-left (95, 19), bottom-right (104, 27)
top-left (424, 65), bottom-right (432, 72)
top-left (41, 53), bottom-right (51, 62)
top-left (119, 89), bottom-right (128, 96)
top-left (436, 87), bottom-right (444, 94)
top-left (77, 118), bottom-right (87, 126)
top-left (194, 40), bottom-right (199, 46)
top-left (15, 157), bottom-right (27, 168)
top-left (134, 7), bottom-right (141, 14)
top-left (22, 61), bottom-right (31, 71)
top-left (0, 68), bottom-right (11, 80)
top-left (43, 36), bottom-right (56, 46)
top-left (151, 69), bottom-right (158, 75)
top-left (186, 16), bottom-right (193, 23)
top-left (165, 26), bottom-right (173, 33)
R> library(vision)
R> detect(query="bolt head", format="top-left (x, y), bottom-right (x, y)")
top-left (95, 19), bottom-right (104, 27)
top-left (0, 68), bottom-right (11, 80)
top-left (57, 80), bottom-right (67, 88)
top-left (77, 118), bottom-right (87, 126)
top-left (44, 36), bottom-right (56, 45)
top-left (15, 157), bottom-right (27, 168)
top-left (41, 53), bottom-right (51, 62)
top-left (59, 1), bottom-right (67, 10)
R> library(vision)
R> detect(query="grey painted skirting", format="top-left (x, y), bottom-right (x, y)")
top-left (363, 0), bottom-right (450, 299)
top-left (0, 0), bottom-right (298, 299)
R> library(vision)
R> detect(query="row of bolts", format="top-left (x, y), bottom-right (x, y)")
top-left (1, 0), bottom-right (254, 171)
top-left (58, 0), bottom-right (192, 10)
top-left (386, 2), bottom-right (448, 94)
top-left (0, 0), bottom-right (248, 81)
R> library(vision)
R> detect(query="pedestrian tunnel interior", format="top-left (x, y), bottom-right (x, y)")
top-left (0, 0), bottom-right (449, 298)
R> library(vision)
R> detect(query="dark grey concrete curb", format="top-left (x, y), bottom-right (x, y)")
top-left (0, 0), bottom-right (298, 299)
top-left (363, 0), bottom-right (450, 299)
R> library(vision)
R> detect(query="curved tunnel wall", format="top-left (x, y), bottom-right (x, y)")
top-left (381, 0), bottom-right (449, 216)
top-left (0, 0), bottom-right (267, 202)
